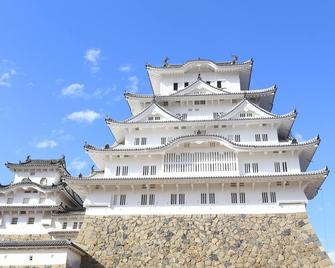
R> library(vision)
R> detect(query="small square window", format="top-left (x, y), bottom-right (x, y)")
top-left (11, 217), bottom-right (18, 224)
top-left (7, 198), bottom-right (13, 204)
top-left (73, 222), bottom-right (78, 229)
top-left (27, 217), bottom-right (35, 224)
top-left (23, 198), bottom-right (30, 204)
top-left (62, 222), bottom-right (67, 229)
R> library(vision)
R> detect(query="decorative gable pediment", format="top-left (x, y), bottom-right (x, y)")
top-left (222, 99), bottom-right (276, 120)
top-left (127, 103), bottom-right (180, 123)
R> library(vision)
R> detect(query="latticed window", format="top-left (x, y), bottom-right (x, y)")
top-left (140, 194), bottom-right (147, 205)
top-left (282, 162), bottom-right (288, 172)
top-left (116, 166), bottom-right (121, 176)
top-left (274, 162), bottom-right (281, 172)
top-left (252, 163), bottom-right (259, 173)
top-left (161, 137), bottom-right (167, 145)
top-left (217, 81), bottom-right (222, 88)
top-left (122, 166), bottom-right (128, 176)
top-left (255, 134), bottom-right (261, 141)
top-left (244, 163), bottom-right (251, 173)
top-left (262, 134), bottom-right (268, 141)
top-left (134, 138), bottom-right (140, 145)
top-left (150, 166), bottom-right (156, 176)
top-left (270, 192), bottom-right (277, 203)
top-left (73, 222), bottom-right (78, 229)
top-left (179, 194), bottom-right (185, 205)
top-left (141, 137), bottom-right (147, 145)
top-left (143, 166), bottom-right (149, 176)
top-left (239, 193), bottom-right (246, 204)
top-left (62, 222), bottom-right (67, 229)
top-left (149, 194), bottom-right (155, 205)
top-left (262, 192), bottom-right (269, 203)
top-left (171, 194), bottom-right (177, 205)
top-left (27, 217), bottom-right (35, 225)
top-left (231, 193), bottom-right (238, 204)
top-left (209, 193), bottom-right (215, 204)
top-left (200, 193), bottom-right (207, 204)
top-left (120, 194), bottom-right (126, 206)
top-left (11, 217), bottom-right (18, 224)
top-left (234, 135), bottom-right (241, 142)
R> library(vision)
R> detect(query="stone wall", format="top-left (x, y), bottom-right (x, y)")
top-left (0, 234), bottom-right (51, 241)
top-left (77, 213), bottom-right (332, 268)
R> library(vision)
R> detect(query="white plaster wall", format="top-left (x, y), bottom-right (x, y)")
top-left (84, 182), bottom-right (307, 215)
top-left (13, 170), bottom-right (61, 185)
top-left (124, 124), bottom-right (279, 147)
top-left (0, 189), bottom-right (57, 206)
top-left (0, 248), bottom-right (81, 268)
top-left (158, 72), bottom-right (241, 95)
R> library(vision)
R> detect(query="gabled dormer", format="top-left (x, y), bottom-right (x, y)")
top-left (170, 79), bottom-right (229, 96)
top-left (222, 99), bottom-right (279, 120)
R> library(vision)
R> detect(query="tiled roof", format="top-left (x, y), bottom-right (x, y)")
top-left (5, 156), bottom-right (70, 175)
top-left (85, 134), bottom-right (318, 153)
top-left (0, 239), bottom-right (87, 255)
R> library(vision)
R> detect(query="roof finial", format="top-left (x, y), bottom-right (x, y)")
top-left (25, 155), bottom-right (31, 162)
top-left (163, 57), bottom-right (169, 67)
top-left (231, 55), bottom-right (238, 65)
top-left (198, 73), bottom-right (201, 80)
top-left (91, 165), bottom-right (95, 173)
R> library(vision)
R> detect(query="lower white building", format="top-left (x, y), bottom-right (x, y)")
top-left (0, 240), bottom-right (86, 268)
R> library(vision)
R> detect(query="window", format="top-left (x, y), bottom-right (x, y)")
top-left (148, 116), bottom-right (154, 121)
top-left (122, 166), bottom-right (128, 176)
top-left (173, 83), bottom-right (178, 91)
top-left (206, 81), bottom-right (211, 85)
top-left (78, 222), bottom-right (83, 229)
top-left (143, 166), bottom-right (149, 176)
top-left (11, 217), bottom-right (18, 224)
top-left (29, 255), bottom-right (33, 261)
top-left (150, 166), bottom-right (156, 176)
top-left (7, 198), bottom-right (13, 204)
top-left (23, 198), bottom-right (30, 204)
top-left (62, 222), bottom-right (67, 229)
top-left (39, 198), bottom-right (46, 204)
top-left (149, 194), bottom-right (155, 205)
top-left (240, 113), bottom-right (246, 118)
top-left (120, 194), bottom-right (126, 205)
top-left (171, 194), bottom-right (177, 205)
top-left (255, 134), bottom-right (261, 142)
top-left (274, 162), bottom-right (281, 172)
top-left (244, 163), bottom-right (251, 174)
top-left (30, 171), bottom-right (35, 176)
top-left (194, 100), bottom-right (206, 105)
top-left (231, 193), bottom-right (238, 204)
top-left (134, 138), bottom-right (140, 145)
top-left (262, 134), bottom-right (268, 141)
top-left (209, 193), bottom-right (215, 204)
top-left (155, 116), bottom-right (160, 120)
top-left (262, 192), bottom-right (269, 203)
top-left (252, 163), bottom-right (259, 173)
top-left (181, 113), bottom-right (187, 120)
top-left (282, 162), bottom-right (288, 172)
top-left (73, 222), bottom-right (78, 229)
top-left (116, 166), bottom-right (121, 176)
top-left (234, 135), bottom-right (240, 142)
top-left (162, 101), bottom-right (168, 107)
top-left (239, 192), bottom-right (246, 204)
top-left (184, 82), bottom-right (189, 87)
top-left (247, 113), bottom-right (253, 117)
top-left (217, 81), bottom-right (222, 88)
top-left (161, 137), bottom-right (167, 144)
top-left (200, 193), bottom-right (207, 204)
top-left (27, 217), bottom-right (35, 224)
top-left (141, 194), bottom-right (148, 205)
top-left (141, 137), bottom-right (147, 145)
top-left (179, 194), bottom-right (185, 205)
top-left (270, 192), bottom-right (277, 203)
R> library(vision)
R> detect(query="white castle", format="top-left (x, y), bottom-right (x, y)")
top-left (68, 57), bottom-right (327, 216)
top-left (0, 57), bottom-right (331, 267)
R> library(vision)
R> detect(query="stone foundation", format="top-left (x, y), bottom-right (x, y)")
top-left (0, 234), bottom-right (51, 241)
top-left (77, 213), bottom-right (332, 267)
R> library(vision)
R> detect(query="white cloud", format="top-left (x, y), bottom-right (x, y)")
top-left (295, 133), bottom-right (304, 142)
top-left (328, 250), bottom-right (335, 264)
top-left (128, 76), bottom-right (139, 93)
top-left (0, 69), bottom-right (16, 88)
top-left (84, 48), bottom-right (101, 73)
top-left (92, 87), bottom-right (116, 98)
top-left (66, 110), bottom-right (101, 123)
top-left (62, 83), bottom-right (84, 96)
top-left (119, 64), bottom-right (131, 72)
top-left (71, 158), bottom-right (87, 171)
top-left (35, 139), bottom-right (57, 149)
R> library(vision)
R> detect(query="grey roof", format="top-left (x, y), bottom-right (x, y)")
top-left (0, 239), bottom-right (87, 255)
top-left (85, 134), bottom-right (319, 153)
top-left (146, 58), bottom-right (253, 69)
top-left (0, 180), bottom-right (83, 207)
top-left (5, 156), bottom-right (70, 175)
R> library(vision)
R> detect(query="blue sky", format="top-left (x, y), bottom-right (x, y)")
top-left (0, 0), bottom-right (334, 260)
